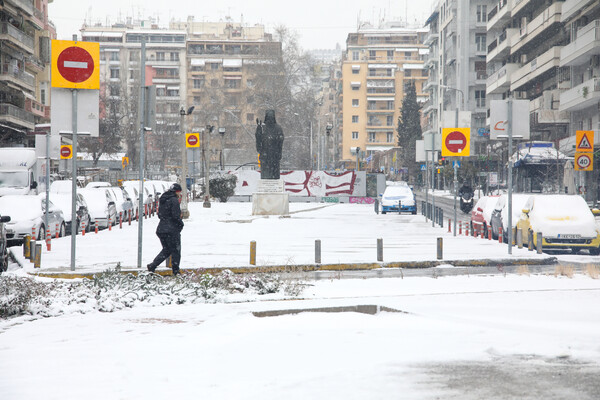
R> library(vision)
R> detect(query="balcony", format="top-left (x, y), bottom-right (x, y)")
top-left (0, 22), bottom-right (34, 54)
top-left (0, 103), bottom-right (35, 131)
top-left (529, 90), bottom-right (569, 126)
top-left (560, 20), bottom-right (600, 67)
top-left (424, 31), bottom-right (439, 46)
top-left (487, 0), bottom-right (510, 31)
top-left (511, 3), bottom-right (562, 55)
top-left (559, 78), bottom-right (600, 112)
top-left (0, 63), bottom-right (35, 91)
top-left (487, 63), bottom-right (519, 94)
top-left (7, 0), bottom-right (34, 16)
top-left (561, 0), bottom-right (596, 24)
top-left (487, 28), bottom-right (517, 63)
top-left (511, 47), bottom-right (562, 92)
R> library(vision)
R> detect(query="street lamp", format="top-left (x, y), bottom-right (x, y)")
top-left (180, 105), bottom-right (194, 219)
top-left (218, 127), bottom-right (226, 170)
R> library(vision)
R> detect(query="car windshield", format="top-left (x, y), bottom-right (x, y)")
top-left (0, 196), bottom-right (40, 220)
top-left (0, 171), bottom-right (28, 187)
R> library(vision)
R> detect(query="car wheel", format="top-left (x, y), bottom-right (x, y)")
top-left (382, 211), bottom-right (386, 215)
top-left (571, 248), bottom-right (581, 254)
top-left (37, 224), bottom-right (45, 241)
top-left (86, 216), bottom-right (92, 232)
top-left (59, 223), bottom-right (66, 237)
top-left (589, 247), bottom-right (600, 256)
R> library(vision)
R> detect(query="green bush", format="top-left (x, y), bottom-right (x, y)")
top-left (209, 173), bottom-right (238, 202)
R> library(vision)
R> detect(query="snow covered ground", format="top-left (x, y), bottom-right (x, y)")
top-left (1, 273), bottom-right (600, 399)
top-left (8, 201), bottom-right (580, 275)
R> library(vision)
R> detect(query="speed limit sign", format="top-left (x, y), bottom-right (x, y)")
top-left (575, 152), bottom-right (593, 171)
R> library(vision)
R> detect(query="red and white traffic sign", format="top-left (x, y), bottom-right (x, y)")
top-left (186, 133), bottom-right (200, 148)
top-left (442, 128), bottom-right (470, 157)
top-left (60, 145), bottom-right (73, 159)
top-left (575, 152), bottom-right (593, 171)
top-left (576, 130), bottom-right (594, 153)
top-left (57, 47), bottom-right (95, 83)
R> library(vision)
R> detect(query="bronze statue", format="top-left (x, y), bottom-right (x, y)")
top-left (255, 110), bottom-right (284, 180)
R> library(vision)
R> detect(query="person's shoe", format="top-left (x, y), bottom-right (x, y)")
top-left (172, 268), bottom-right (180, 276)
top-left (147, 263), bottom-right (156, 273)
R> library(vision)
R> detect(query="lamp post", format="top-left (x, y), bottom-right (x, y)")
top-left (325, 122), bottom-right (332, 170)
top-left (180, 106), bottom-right (194, 219)
top-left (218, 127), bottom-right (226, 170)
top-left (202, 124), bottom-right (213, 208)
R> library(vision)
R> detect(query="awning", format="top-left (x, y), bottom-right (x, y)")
top-left (351, 65), bottom-right (361, 70)
top-left (367, 97), bottom-right (395, 101)
top-left (167, 86), bottom-right (180, 90)
top-left (204, 59), bottom-right (222, 63)
top-left (419, 49), bottom-right (429, 55)
top-left (350, 81), bottom-right (361, 87)
top-left (83, 32), bottom-right (123, 38)
top-left (396, 48), bottom-right (419, 52)
top-left (190, 59), bottom-right (206, 66)
top-left (224, 76), bottom-right (242, 80)
top-left (223, 59), bottom-right (242, 68)
top-left (104, 48), bottom-right (120, 52)
top-left (368, 64), bottom-right (397, 69)
top-left (403, 63), bottom-right (424, 69)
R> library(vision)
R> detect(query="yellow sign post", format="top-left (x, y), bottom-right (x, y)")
top-left (51, 40), bottom-right (100, 89)
top-left (186, 133), bottom-right (200, 148)
top-left (60, 145), bottom-right (73, 159)
top-left (576, 130), bottom-right (594, 153)
top-left (574, 152), bottom-right (593, 171)
top-left (442, 128), bottom-right (470, 157)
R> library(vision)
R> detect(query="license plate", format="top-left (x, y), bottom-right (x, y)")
top-left (558, 234), bottom-right (581, 239)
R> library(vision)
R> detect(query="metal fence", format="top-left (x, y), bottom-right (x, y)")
top-left (421, 201), bottom-right (444, 227)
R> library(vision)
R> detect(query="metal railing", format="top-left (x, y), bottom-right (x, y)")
top-left (421, 201), bottom-right (444, 227)
top-left (0, 22), bottom-right (34, 50)
top-left (1, 63), bottom-right (35, 87)
top-left (0, 103), bottom-right (36, 124)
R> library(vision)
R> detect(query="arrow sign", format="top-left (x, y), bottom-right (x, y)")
top-left (442, 128), bottom-right (470, 157)
top-left (186, 133), bottom-right (200, 148)
top-left (60, 145), bottom-right (73, 159)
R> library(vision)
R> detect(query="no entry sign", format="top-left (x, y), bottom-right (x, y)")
top-left (60, 145), bottom-right (73, 159)
top-left (186, 133), bottom-right (200, 148)
top-left (51, 40), bottom-right (100, 89)
top-left (442, 128), bottom-right (470, 157)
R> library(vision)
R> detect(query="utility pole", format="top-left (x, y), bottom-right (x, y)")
top-left (180, 106), bottom-right (194, 219)
top-left (203, 125), bottom-right (212, 208)
top-left (136, 35), bottom-right (146, 269)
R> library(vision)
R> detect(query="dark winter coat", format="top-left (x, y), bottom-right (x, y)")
top-left (156, 190), bottom-right (184, 235)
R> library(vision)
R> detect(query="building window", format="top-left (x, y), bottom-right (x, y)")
top-left (40, 89), bottom-right (46, 105)
top-left (209, 63), bottom-right (220, 70)
top-left (386, 132), bottom-right (394, 142)
top-left (156, 52), bottom-right (165, 61)
top-left (387, 50), bottom-right (394, 61)
top-left (193, 78), bottom-right (205, 88)
top-left (110, 68), bottom-right (120, 79)
top-left (109, 85), bottom-right (120, 96)
top-left (368, 132), bottom-right (376, 142)
top-left (352, 99), bottom-right (359, 107)
top-left (475, 90), bottom-right (486, 107)
top-left (369, 50), bottom-right (376, 60)
top-left (352, 131), bottom-right (359, 139)
top-left (167, 88), bottom-right (179, 97)
top-left (352, 68), bottom-right (359, 74)
top-left (352, 115), bottom-right (359, 123)
top-left (475, 34), bottom-right (486, 52)
top-left (109, 52), bottom-right (119, 61)
top-left (352, 51), bottom-right (359, 61)
top-left (211, 79), bottom-right (219, 87)
top-left (477, 5), bottom-right (487, 23)
top-left (352, 85), bottom-right (359, 91)
top-left (170, 52), bottom-right (179, 61)
top-left (157, 87), bottom-right (166, 96)
top-left (405, 69), bottom-right (412, 77)
top-left (129, 51), bottom-right (139, 61)
top-left (386, 115), bottom-right (394, 126)
top-left (225, 79), bottom-right (240, 89)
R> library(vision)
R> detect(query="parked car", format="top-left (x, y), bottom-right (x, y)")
top-left (379, 184), bottom-right (416, 214)
top-left (1, 213), bottom-right (11, 272)
top-left (79, 188), bottom-right (117, 229)
top-left (516, 195), bottom-right (600, 254)
top-left (42, 193), bottom-right (91, 235)
top-left (490, 194), bottom-right (531, 241)
top-left (470, 195), bottom-right (500, 237)
top-left (0, 195), bottom-right (65, 244)
top-left (50, 180), bottom-right (77, 194)
top-left (85, 181), bottom-right (111, 189)
top-left (121, 185), bottom-right (139, 219)
top-left (109, 187), bottom-right (133, 222)
top-left (123, 181), bottom-right (154, 215)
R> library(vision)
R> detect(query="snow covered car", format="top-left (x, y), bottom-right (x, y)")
top-left (516, 195), bottom-right (600, 254)
top-left (0, 195), bottom-right (65, 243)
top-left (470, 195), bottom-right (500, 237)
top-left (379, 185), bottom-right (416, 214)
top-left (42, 193), bottom-right (91, 235)
top-left (0, 213), bottom-right (10, 272)
top-left (78, 188), bottom-right (117, 230)
top-left (490, 194), bottom-right (531, 241)
top-left (109, 187), bottom-right (133, 222)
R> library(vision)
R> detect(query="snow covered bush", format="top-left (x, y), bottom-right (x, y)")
top-left (209, 173), bottom-right (238, 202)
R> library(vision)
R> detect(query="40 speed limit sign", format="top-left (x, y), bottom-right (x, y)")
top-left (575, 152), bottom-right (593, 171)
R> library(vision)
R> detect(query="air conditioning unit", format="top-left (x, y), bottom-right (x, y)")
top-left (515, 91), bottom-right (527, 99)
top-left (520, 54), bottom-right (528, 64)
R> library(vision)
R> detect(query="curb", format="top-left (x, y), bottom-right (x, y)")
top-left (28, 257), bottom-right (558, 279)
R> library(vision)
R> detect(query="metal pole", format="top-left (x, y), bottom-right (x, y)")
top-left (44, 128), bottom-right (50, 240)
top-left (425, 153), bottom-right (428, 220)
top-left (203, 127), bottom-right (211, 208)
top-left (507, 98), bottom-right (513, 254)
top-left (70, 88), bottom-right (78, 271)
top-left (137, 35), bottom-right (146, 269)
top-left (180, 110), bottom-right (190, 218)
top-left (431, 133), bottom-right (435, 227)
top-left (453, 92), bottom-right (459, 236)
top-left (310, 121), bottom-right (313, 170)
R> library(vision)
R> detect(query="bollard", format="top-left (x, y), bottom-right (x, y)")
top-left (437, 237), bottom-right (443, 260)
top-left (30, 240), bottom-right (36, 262)
top-left (46, 229), bottom-right (51, 251)
top-left (480, 226), bottom-right (484, 239)
top-left (32, 226), bottom-right (36, 240)
top-left (136, 208), bottom-right (139, 221)
top-left (144, 205), bottom-right (148, 219)
top-left (34, 243), bottom-right (41, 268)
top-left (128, 212), bottom-right (132, 225)
top-left (488, 227), bottom-right (492, 241)
top-left (536, 232), bottom-right (543, 254)
top-left (55, 223), bottom-right (59, 239)
top-left (465, 222), bottom-right (469, 237)
top-left (108, 217), bottom-right (112, 231)
top-left (315, 239), bottom-right (321, 264)
top-left (249, 241), bottom-right (256, 265)
top-left (374, 199), bottom-right (379, 214)
top-left (448, 219), bottom-right (452, 233)
top-left (82, 221), bottom-right (86, 236)
top-left (528, 230), bottom-right (534, 251)
top-left (377, 238), bottom-right (383, 262)
top-left (498, 227), bottom-right (503, 244)
top-left (95, 221), bottom-right (99, 234)
top-left (23, 234), bottom-right (31, 258)
top-left (119, 212), bottom-right (123, 229)
top-left (516, 228), bottom-right (523, 249)
top-left (459, 222), bottom-right (462, 235)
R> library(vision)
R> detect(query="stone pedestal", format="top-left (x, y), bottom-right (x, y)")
top-left (252, 179), bottom-right (289, 216)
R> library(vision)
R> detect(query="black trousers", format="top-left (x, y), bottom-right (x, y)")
top-left (151, 233), bottom-right (181, 270)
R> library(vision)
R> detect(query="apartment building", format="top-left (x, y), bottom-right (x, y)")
top-left (0, 0), bottom-right (53, 146)
top-left (423, 0), bottom-right (490, 159)
top-left (81, 19), bottom-right (187, 171)
top-left (341, 22), bottom-right (428, 169)
top-left (172, 18), bottom-right (281, 167)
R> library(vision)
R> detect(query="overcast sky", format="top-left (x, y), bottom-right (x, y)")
top-left (49, 0), bottom-right (436, 50)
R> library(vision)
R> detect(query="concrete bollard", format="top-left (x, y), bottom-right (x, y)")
top-left (315, 239), bottom-right (321, 264)
top-left (437, 237), bottom-right (443, 260)
top-left (465, 222), bottom-right (469, 237)
top-left (528, 230), bottom-right (534, 251)
top-left (517, 228), bottom-right (523, 249)
top-left (32, 226), bottom-right (36, 240)
top-left (95, 221), bottom-right (99, 234)
top-left (108, 217), bottom-right (112, 231)
top-left (377, 238), bottom-right (383, 262)
top-left (448, 219), bottom-right (451, 233)
top-left (23, 234), bottom-right (31, 258)
top-left (30, 240), bottom-right (36, 262)
top-left (34, 243), bottom-right (41, 268)
top-left (536, 232), bottom-right (543, 254)
top-left (250, 241), bottom-right (256, 265)
top-left (498, 227), bottom-right (503, 244)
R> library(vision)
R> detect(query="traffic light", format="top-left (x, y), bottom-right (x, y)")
top-left (439, 157), bottom-right (445, 166)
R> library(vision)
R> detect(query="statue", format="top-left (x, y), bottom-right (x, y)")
top-left (255, 110), bottom-right (284, 180)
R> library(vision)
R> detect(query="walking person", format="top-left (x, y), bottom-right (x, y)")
top-left (147, 183), bottom-right (184, 275)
